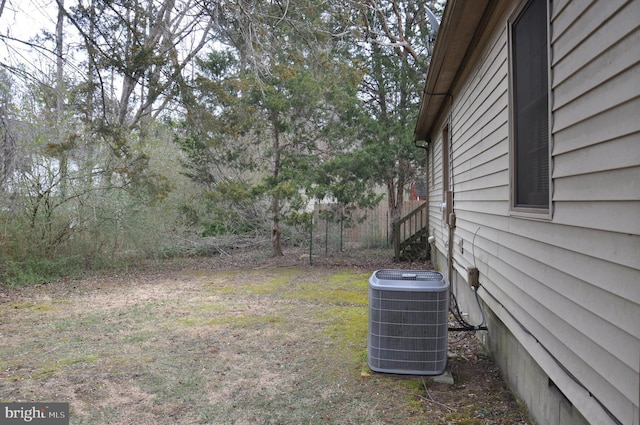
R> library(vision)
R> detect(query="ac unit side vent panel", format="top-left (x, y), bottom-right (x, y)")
top-left (368, 269), bottom-right (449, 376)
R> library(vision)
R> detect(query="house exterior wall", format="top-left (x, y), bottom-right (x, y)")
top-left (426, 1), bottom-right (640, 424)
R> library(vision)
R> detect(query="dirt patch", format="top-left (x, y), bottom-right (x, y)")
top-left (0, 248), bottom-right (530, 424)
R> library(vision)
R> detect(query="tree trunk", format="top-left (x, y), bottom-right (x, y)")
top-left (271, 111), bottom-right (283, 257)
top-left (56, 0), bottom-right (67, 198)
top-left (388, 160), bottom-right (407, 242)
top-left (0, 105), bottom-right (16, 194)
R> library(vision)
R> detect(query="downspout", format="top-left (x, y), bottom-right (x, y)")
top-left (414, 138), bottom-right (429, 260)
top-left (447, 202), bottom-right (455, 285)
top-left (446, 109), bottom-right (455, 288)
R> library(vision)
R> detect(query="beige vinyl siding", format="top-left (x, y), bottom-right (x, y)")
top-left (553, 20), bottom-right (640, 111)
top-left (553, 98), bottom-right (640, 156)
top-left (552, 0), bottom-right (630, 73)
top-left (551, 0), bottom-right (640, 241)
top-left (428, 134), bottom-right (447, 258)
top-left (554, 168), bottom-right (640, 201)
top-left (425, 1), bottom-right (640, 423)
top-left (553, 64), bottom-right (640, 135)
top-left (451, 29), bottom-right (510, 219)
top-left (553, 202), bottom-right (640, 235)
top-left (553, 134), bottom-right (640, 177)
top-left (459, 211), bottom-right (640, 302)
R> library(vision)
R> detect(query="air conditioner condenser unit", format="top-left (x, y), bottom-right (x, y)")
top-left (368, 269), bottom-right (449, 375)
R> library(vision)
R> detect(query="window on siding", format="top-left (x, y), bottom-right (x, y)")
top-left (510, 0), bottom-right (549, 210)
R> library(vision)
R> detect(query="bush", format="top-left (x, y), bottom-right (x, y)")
top-left (1, 256), bottom-right (84, 288)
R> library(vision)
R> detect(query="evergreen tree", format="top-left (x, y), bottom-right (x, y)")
top-left (180, 0), bottom-right (364, 256)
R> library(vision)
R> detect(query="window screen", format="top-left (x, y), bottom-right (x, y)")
top-left (511, 0), bottom-right (549, 209)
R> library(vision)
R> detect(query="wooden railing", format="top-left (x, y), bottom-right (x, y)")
top-left (392, 202), bottom-right (428, 262)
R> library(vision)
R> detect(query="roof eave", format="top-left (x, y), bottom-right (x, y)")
top-left (413, 0), bottom-right (494, 142)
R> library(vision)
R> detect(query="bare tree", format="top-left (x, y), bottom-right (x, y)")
top-left (0, 116), bottom-right (15, 191)
top-left (59, 0), bottom-right (214, 129)
top-left (353, 0), bottom-right (439, 231)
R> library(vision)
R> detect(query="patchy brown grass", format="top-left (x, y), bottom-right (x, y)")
top-left (0, 248), bottom-right (530, 424)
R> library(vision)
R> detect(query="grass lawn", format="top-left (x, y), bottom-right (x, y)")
top-left (0, 254), bottom-right (530, 424)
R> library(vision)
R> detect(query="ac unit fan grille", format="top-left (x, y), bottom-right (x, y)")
top-left (368, 270), bottom-right (449, 375)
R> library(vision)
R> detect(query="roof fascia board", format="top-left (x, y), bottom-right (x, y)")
top-left (414, 0), bottom-right (494, 141)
